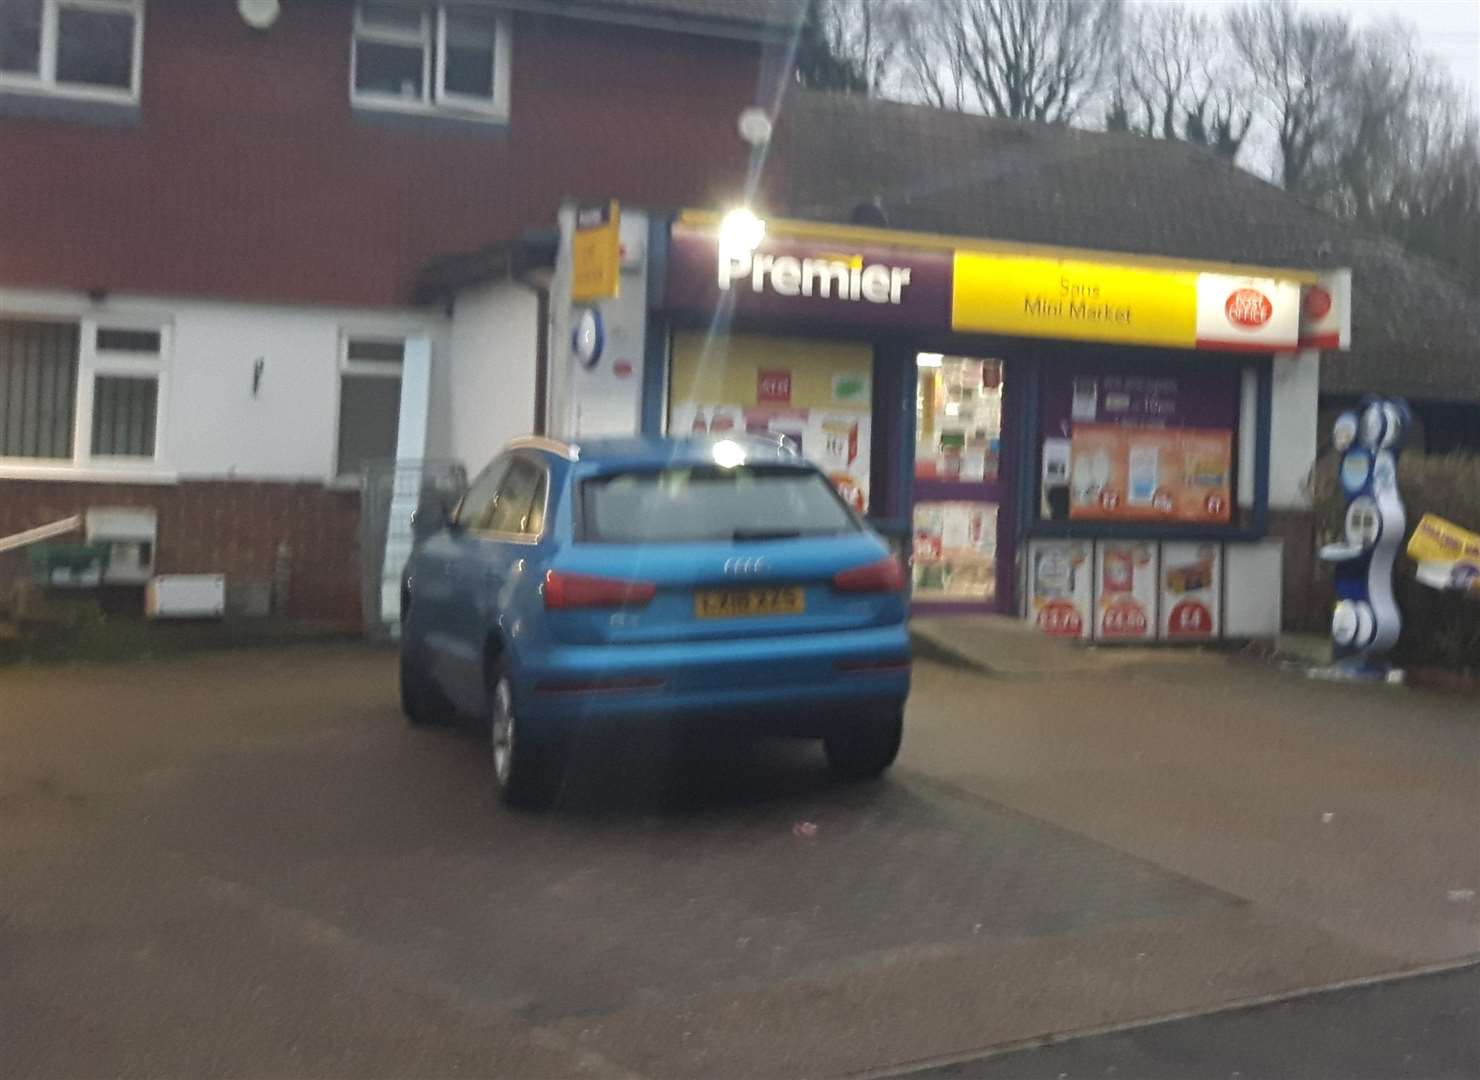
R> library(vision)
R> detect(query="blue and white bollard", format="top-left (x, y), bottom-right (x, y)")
top-left (1318, 396), bottom-right (1410, 676)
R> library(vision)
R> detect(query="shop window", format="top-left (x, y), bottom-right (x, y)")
top-left (1036, 365), bottom-right (1243, 527)
top-left (352, 2), bottom-right (509, 121)
top-left (0, 0), bottom-right (142, 101)
top-left (668, 332), bottom-right (874, 514)
top-left (337, 336), bottom-right (404, 479)
top-left (915, 355), bottom-right (1002, 482)
top-left (912, 500), bottom-right (998, 603)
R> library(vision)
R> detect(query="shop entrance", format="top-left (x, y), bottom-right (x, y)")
top-left (911, 353), bottom-right (1008, 611)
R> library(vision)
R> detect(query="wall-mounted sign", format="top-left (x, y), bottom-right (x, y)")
top-left (952, 253), bottom-right (1303, 352)
top-left (757, 369), bottom-right (792, 404)
top-left (1298, 270), bottom-right (1351, 350)
top-left (572, 307), bottom-right (604, 368)
top-left (668, 212), bottom-right (1345, 355)
top-left (571, 200), bottom-right (620, 302)
top-left (665, 221), bottom-right (953, 332)
top-left (1027, 539), bottom-right (1092, 638)
top-left (1094, 541), bottom-right (1158, 641)
top-left (1159, 541), bottom-right (1222, 639)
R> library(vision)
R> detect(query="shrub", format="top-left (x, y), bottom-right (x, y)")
top-left (1308, 450), bottom-right (1480, 672)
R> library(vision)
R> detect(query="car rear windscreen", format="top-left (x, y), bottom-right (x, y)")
top-left (580, 465), bottom-right (860, 543)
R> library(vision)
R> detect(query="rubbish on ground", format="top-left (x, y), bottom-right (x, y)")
top-left (792, 821), bottom-right (818, 839)
top-left (1321, 812), bottom-right (1334, 824)
top-left (1447, 888), bottom-right (1475, 903)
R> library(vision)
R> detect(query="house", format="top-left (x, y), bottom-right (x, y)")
top-left (0, 0), bottom-right (793, 626)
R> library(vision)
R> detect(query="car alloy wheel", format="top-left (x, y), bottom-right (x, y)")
top-left (491, 676), bottom-right (516, 788)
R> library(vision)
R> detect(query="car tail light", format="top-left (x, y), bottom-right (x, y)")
top-left (543, 570), bottom-right (657, 609)
top-left (833, 556), bottom-right (906, 593)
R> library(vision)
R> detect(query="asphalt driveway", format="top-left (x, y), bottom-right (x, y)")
top-left (2, 644), bottom-right (1475, 1077)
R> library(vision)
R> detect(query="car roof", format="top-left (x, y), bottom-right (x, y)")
top-left (509, 434), bottom-right (805, 469)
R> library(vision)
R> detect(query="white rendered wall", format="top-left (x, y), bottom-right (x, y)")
top-left (1268, 349), bottom-right (1321, 510)
top-left (445, 282), bottom-right (539, 475)
top-left (0, 287), bottom-right (447, 482)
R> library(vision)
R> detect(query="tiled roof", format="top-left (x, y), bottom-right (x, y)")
top-left (773, 92), bottom-right (1480, 403)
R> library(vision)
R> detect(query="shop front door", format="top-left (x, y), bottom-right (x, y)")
top-left (911, 353), bottom-right (1009, 612)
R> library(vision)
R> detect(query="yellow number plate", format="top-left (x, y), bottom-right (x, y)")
top-left (695, 586), bottom-right (805, 619)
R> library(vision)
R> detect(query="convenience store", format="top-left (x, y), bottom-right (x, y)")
top-left (552, 205), bottom-right (1351, 643)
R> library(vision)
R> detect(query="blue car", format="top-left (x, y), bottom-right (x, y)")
top-left (399, 434), bottom-right (912, 808)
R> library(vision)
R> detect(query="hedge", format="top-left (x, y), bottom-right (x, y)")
top-left (1309, 451), bottom-right (1480, 673)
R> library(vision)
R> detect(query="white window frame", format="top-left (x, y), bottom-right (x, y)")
top-left (350, 2), bottom-right (510, 122)
top-left (83, 321), bottom-right (168, 465)
top-left (0, 0), bottom-right (145, 105)
top-left (0, 310), bottom-right (171, 481)
top-left (333, 332), bottom-right (407, 481)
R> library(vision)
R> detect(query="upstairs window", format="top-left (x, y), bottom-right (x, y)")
top-left (351, 2), bottom-right (509, 120)
top-left (0, 0), bottom-right (143, 101)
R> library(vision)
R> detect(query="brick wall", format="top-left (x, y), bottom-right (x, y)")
top-left (1266, 508), bottom-right (1329, 632)
top-left (0, 479), bottom-right (362, 626)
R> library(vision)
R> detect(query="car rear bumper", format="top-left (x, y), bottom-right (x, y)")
top-left (517, 623), bottom-right (910, 733)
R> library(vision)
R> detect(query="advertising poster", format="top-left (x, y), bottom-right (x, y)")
top-left (1068, 424), bottom-right (1232, 522)
top-left (1026, 539), bottom-right (1092, 638)
top-left (1159, 541), bottom-right (1223, 640)
top-left (670, 333), bottom-right (872, 511)
top-left (1039, 368), bottom-right (1238, 525)
top-left (1094, 541), bottom-right (1158, 642)
top-left (913, 501), bottom-right (998, 604)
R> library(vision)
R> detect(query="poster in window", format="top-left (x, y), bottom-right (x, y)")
top-left (669, 333), bottom-right (873, 511)
top-left (1039, 368), bottom-right (1238, 524)
top-left (1094, 541), bottom-right (1158, 641)
top-left (1159, 542), bottom-right (1222, 640)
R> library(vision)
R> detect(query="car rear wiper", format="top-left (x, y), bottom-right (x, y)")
top-left (732, 528), bottom-right (802, 541)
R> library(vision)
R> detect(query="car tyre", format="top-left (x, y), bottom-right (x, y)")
top-left (824, 707), bottom-right (903, 780)
top-left (489, 661), bottom-right (565, 810)
top-left (400, 645), bottom-right (455, 727)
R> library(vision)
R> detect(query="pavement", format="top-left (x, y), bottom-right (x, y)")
top-left (913, 964), bottom-right (1480, 1080)
top-left (909, 614), bottom-right (1332, 675)
top-left (2, 642), bottom-right (1477, 1078)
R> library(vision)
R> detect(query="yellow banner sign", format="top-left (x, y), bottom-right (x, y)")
top-left (571, 200), bottom-right (620, 302)
top-left (953, 251), bottom-right (1199, 347)
top-left (1407, 513), bottom-right (1480, 599)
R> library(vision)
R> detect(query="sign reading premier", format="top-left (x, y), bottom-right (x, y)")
top-left (664, 222), bottom-right (954, 331)
top-left (720, 248), bottom-right (913, 305)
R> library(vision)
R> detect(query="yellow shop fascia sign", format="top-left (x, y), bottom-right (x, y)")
top-left (951, 250), bottom-right (1302, 351)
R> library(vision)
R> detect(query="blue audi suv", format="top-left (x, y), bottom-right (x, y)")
top-left (399, 435), bottom-right (911, 808)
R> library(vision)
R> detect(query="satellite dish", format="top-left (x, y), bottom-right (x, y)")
top-left (737, 107), bottom-right (773, 147)
top-left (238, 0), bottom-right (280, 30)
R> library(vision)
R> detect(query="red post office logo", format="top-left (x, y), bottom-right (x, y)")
top-left (1225, 288), bottom-right (1273, 329)
top-left (1302, 285), bottom-right (1332, 320)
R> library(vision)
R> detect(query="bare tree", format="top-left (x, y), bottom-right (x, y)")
top-left (1227, 0), bottom-right (1354, 193)
top-left (1124, 3), bottom-right (1210, 139)
top-left (896, 0), bottom-right (970, 112)
top-left (896, 0), bottom-right (1123, 124)
top-left (808, 0), bottom-right (903, 97)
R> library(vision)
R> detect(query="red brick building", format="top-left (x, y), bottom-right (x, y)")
top-left (0, 0), bottom-right (790, 625)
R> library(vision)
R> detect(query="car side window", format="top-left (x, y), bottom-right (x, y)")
top-left (486, 458), bottom-right (548, 537)
top-left (457, 456), bottom-right (511, 530)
